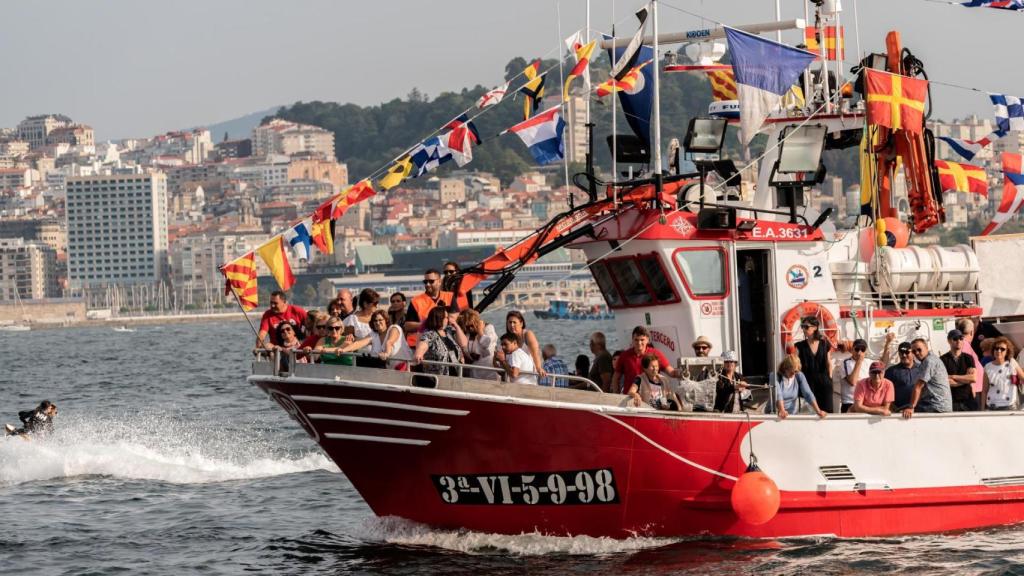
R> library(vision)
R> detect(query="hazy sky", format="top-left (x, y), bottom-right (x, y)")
top-left (1, 0), bottom-right (1017, 140)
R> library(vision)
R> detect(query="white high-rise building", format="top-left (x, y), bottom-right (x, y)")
top-left (66, 173), bottom-right (168, 289)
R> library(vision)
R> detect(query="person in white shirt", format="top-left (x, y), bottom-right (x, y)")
top-left (494, 332), bottom-right (537, 385)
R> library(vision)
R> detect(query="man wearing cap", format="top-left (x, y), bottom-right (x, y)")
top-left (941, 328), bottom-right (978, 411)
top-left (886, 341), bottom-right (918, 410)
top-left (841, 339), bottom-right (872, 413)
top-left (851, 361), bottom-right (895, 416)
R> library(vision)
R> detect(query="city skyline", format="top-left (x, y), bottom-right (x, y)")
top-left (1, 0), bottom-right (1018, 140)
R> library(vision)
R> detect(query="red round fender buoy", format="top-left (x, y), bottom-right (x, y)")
top-left (730, 469), bottom-right (781, 525)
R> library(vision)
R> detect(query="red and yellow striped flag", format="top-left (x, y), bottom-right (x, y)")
top-left (805, 25), bottom-right (845, 61)
top-left (221, 251), bottom-right (258, 311)
top-left (935, 160), bottom-right (988, 196)
top-left (705, 69), bottom-right (737, 101)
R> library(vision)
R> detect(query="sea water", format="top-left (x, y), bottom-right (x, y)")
top-left (2, 318), bottom-right (1023, 574)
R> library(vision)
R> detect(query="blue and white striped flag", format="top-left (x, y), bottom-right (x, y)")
top-left (937, 129), bottom-right (1007, 161)
top-left (991, 93), bottom-right (1024, 132)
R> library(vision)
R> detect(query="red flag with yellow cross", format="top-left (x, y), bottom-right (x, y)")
top-left (864, 68), bottom-right (928, 135)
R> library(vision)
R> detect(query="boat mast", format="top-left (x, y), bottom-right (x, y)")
top-left (652, 0), bottom-right (663, 193)
top-left (611, 1), bottom-right (618, 207)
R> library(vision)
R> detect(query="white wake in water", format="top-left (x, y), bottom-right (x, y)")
top-left (0, 412), bottom-right (338, 486)
top-left (362, 516), bottom-right (681, 556)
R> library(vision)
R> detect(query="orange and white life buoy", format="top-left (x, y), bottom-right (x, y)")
top-left (780, 302), bottom-right (839, 354)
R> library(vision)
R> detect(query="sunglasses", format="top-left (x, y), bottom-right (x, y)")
top-left (694, 345), bottom-right (709, 350)
top-left (422, 279), bottom-right (436, 285)
top-left (995, 347), bottom-right (1008, 352)
top-left (898, 349), bottom-right (912, 355)
top-left (444, 269), bottom-right (457, 275)
top-left (328, 326), bottom-right (343, 332)
top-left (853, 347), bottom-right (867, 353)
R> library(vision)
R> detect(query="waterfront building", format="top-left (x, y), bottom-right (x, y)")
top-left (0, 238), bottom-right (60, 301)
top-left (66, 173), bottom-right (168, 289)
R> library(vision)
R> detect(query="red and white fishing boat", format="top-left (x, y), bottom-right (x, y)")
top-left (248, 3), bottom-right (1024, 538)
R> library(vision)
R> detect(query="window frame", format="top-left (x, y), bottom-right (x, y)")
top-left (589, 252), bottom-right (681, 310)
top-left (670, 246), bottom-right (730, 300)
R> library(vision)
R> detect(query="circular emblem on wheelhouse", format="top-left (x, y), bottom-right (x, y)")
top-left (786, 265), bottom-right (809, 289)
top-left (269, 390), bottom-right (320, 442)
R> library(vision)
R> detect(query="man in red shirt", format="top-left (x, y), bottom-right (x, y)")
top-left (258, 290), bottom-right (308, 349)
top-left (612, 326), bottom-right (679, 394)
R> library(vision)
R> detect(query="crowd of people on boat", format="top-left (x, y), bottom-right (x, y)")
top-left (255, 265), bottom-right (586, 386)
top-left (255, 269), bottom-right (1024, 416)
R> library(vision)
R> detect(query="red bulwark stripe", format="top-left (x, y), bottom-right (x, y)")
top-left (839, 307), bottom-right (983, 319)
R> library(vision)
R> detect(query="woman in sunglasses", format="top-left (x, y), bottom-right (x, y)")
top-left (794, 316), bottom-right (834, 413)
top-left (275, 322), bottom-right (308, 371)
top-left (314, 320), bottom-right (355, 366)
top-left (339, 310), bottom-right (412, 370)
top-left (983, 337), bottom-right (1024, 411)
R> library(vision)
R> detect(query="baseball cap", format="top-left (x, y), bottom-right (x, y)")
top-left (852, 338), bottom-right (868, 350)
top-left (898, 342), bottom-right (912, 353)
top-left (947, 329), bottom-right (964, 340)
top-left (869, 361), bottom-right (885, 373)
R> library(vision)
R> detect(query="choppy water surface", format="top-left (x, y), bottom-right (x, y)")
top-left (2, 317), bottom-right (1024, 575)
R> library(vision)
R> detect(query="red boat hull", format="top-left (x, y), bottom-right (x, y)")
top-left (254, 375), bottom-right (1024, 538)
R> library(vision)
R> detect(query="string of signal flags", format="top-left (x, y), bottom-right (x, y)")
top-left (220, 5), bottom-right (657, 311)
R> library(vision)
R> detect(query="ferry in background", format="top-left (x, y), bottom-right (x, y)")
top-left (533, 299), bottom-right (614, 321)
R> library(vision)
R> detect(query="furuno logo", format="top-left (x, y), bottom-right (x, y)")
top-left (686, 29), bottom-right (711, 39)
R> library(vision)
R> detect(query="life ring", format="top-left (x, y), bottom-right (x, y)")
top-left (780, 302), bottom-right (839, 354)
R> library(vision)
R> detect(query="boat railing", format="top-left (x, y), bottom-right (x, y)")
top-left (253, 348), bottom-right (604, 394)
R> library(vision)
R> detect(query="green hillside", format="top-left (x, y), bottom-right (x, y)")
top-left (270, 54), bottom-right (860, 189)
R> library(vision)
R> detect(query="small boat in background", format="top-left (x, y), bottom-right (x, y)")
top-left (0, 324), bottom-right (30, 332)
top-left (533, 299), bottom-right (614, 321)
top-left (112, 325), bottom-right (136, 333)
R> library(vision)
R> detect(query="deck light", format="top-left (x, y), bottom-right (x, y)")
top-left (770, 124), bottom-right (827, 223)
top-left (683, 117), bottom-right (730, 211)
top-left (683, 117), bottom-right (728, 156)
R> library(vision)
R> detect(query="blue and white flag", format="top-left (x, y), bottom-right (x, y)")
top-left (724, 27), bottom-right (816, 145)
top-left (283, 217), bottom-right (314, 262)
top-left (505, 105), bottom-right (565, 165)
top-left (937, 129), bottom-right (1007, 161)
top-left (991, 93), bottom-right (1024, 132)
top-left (409, 136), bottom-right (453, 177)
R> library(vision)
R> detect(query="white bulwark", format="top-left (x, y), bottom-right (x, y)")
top-left (66, 173), bottom-right (168, 289)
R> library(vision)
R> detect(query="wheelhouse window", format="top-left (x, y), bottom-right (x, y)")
top-left (673, 248), bottom-right (727, 298)
top-left (589, 253), bottom-right (680, 309)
